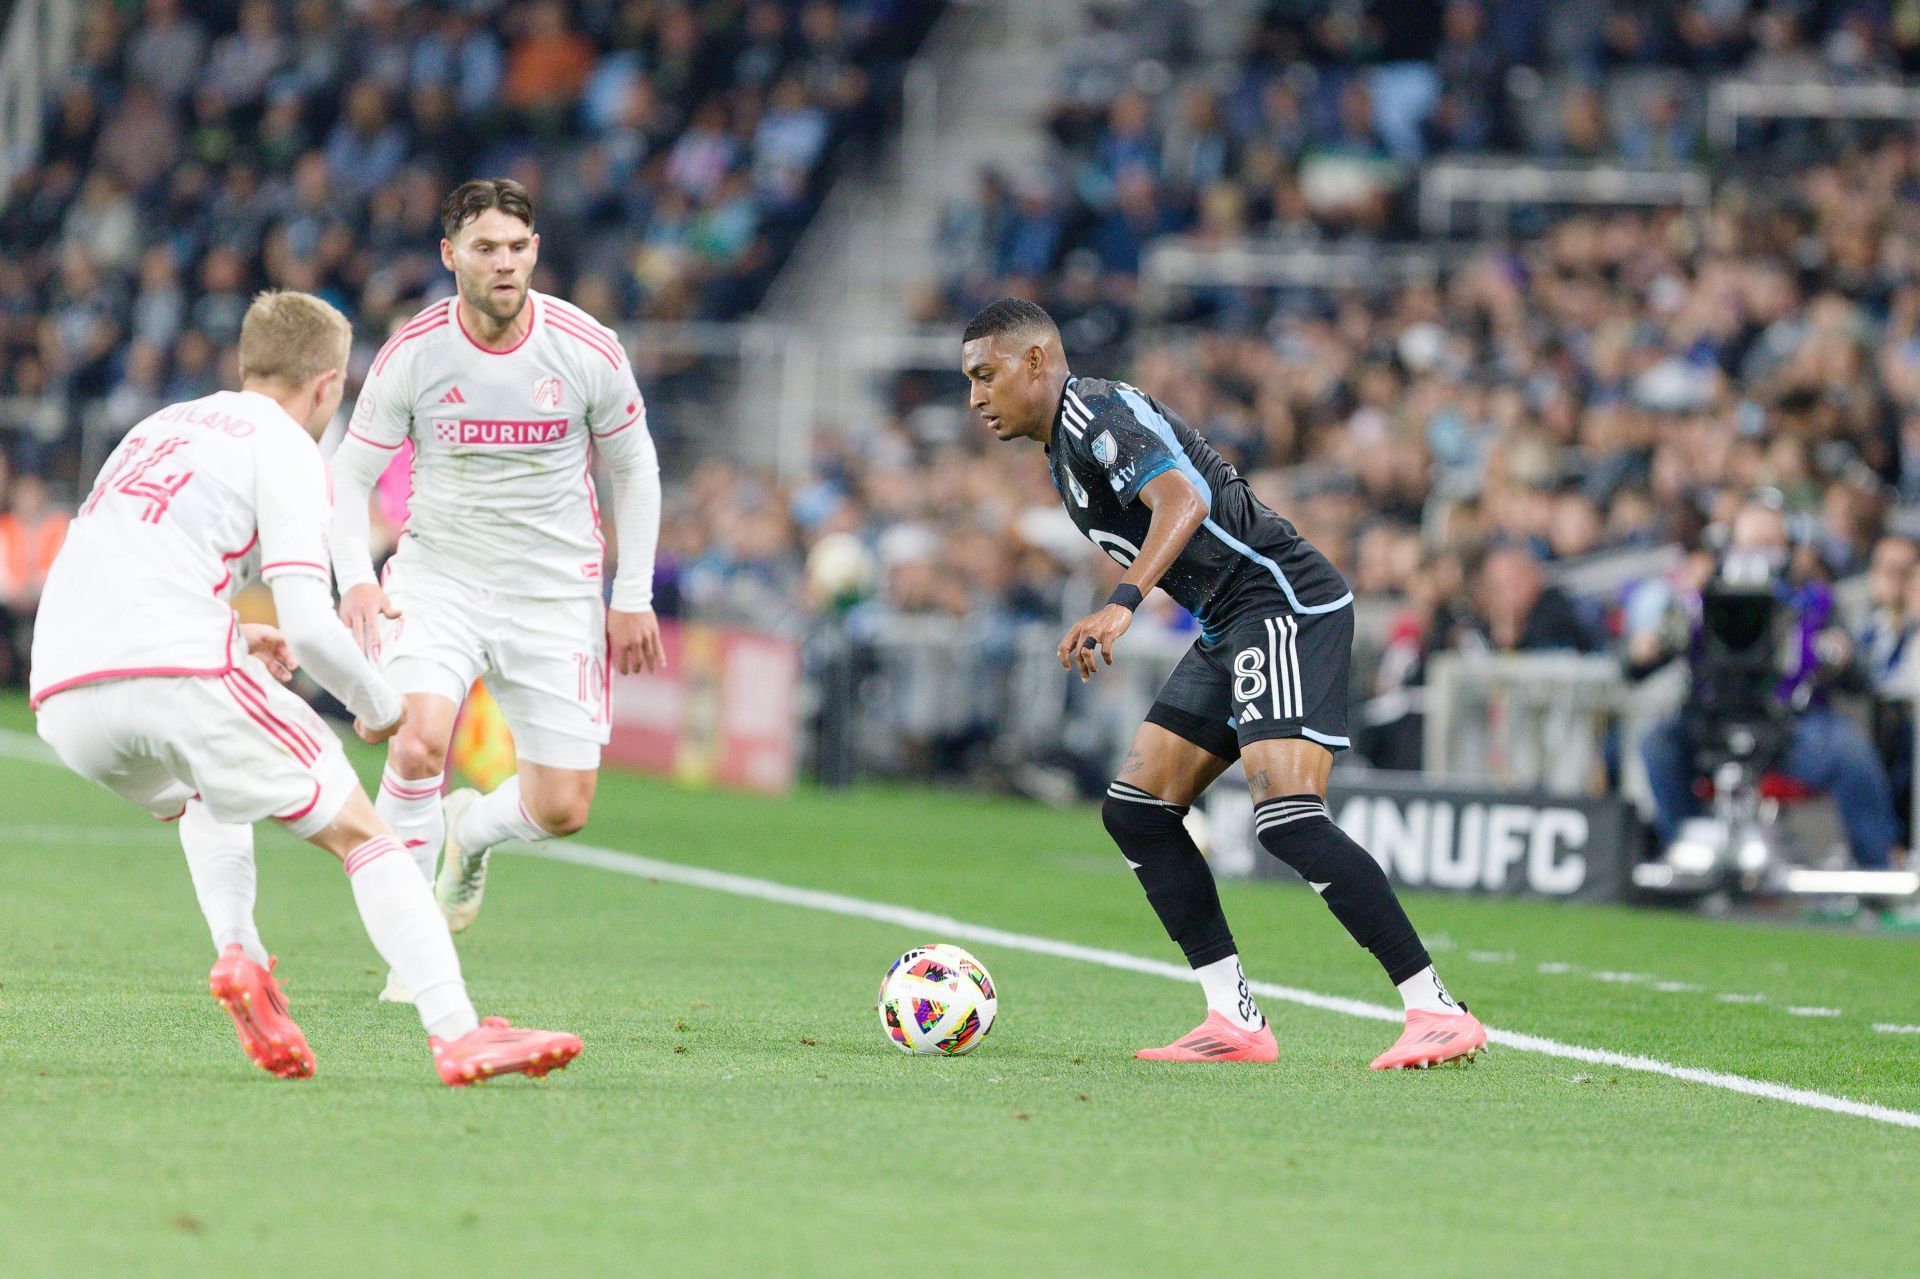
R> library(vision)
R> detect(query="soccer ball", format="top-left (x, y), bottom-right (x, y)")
top-left (877, 944), bottom-right (998, 1056)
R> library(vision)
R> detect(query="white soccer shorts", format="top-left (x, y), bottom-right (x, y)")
top-left (375, 564), bottom-right (610, 771)
top-left (35, 661), bottom-right (361, 839)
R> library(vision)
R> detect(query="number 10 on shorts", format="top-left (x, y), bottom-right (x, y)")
top-left (575, 652), bottom-right (608, 725)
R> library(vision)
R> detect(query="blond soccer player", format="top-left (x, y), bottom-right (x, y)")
top-left (30, 290), bottom-right (582, 1085)
top-left (330, 179), bottom-right (664, 999)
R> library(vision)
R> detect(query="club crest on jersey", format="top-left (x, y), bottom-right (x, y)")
top-left (1092, 430), bottom-right (1118, 467)
top-left (532, 375), bottom-right (565, 412)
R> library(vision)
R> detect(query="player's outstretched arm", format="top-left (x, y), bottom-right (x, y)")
top-left (1058, 470), bottom-right (1208, 681)
top-left (328, 431), bottom-right (403, 651)
top-left (239, 622), bottom-right (298, 682)
top-left (267, 573), bottom-right (405, 737)
top-left (596, 402), bottom-right (665, 675)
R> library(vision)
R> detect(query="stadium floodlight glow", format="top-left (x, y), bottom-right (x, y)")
top-left (1736, 837), bottom-right (1771, 874)
top-left (1632, 863), bottom-right (1676, 890)
top-left (1668, 839), bottom-right (1720, 876)
top-left (1781, 869), bottom-right (1920, 898)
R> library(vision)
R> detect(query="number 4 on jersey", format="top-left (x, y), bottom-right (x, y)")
top-left (86, 436), bottom-right (195, 523)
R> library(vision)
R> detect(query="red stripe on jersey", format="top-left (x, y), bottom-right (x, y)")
top-left (260, 560), bottom-right (328, 575)
top-left (344, 428), bottom-right (404, 450)
top-left (582, 448), bottom-right (606, 561)
top-left (549, 293), bottom-right (622, 343)
top-left (593, 404), bottom-right (644, 439)
top-left (456, 293), bottom-right (539, 356)
top-left (373, 306), bottom-right (447, 364)
top-left (373, 310), bottom-right (450, 375)
top-left (212, 529), bottom-right (260, 595)
top-left (31, 662), bottom-right (231, 709)
top-left (546, 312), bottom-right (623, 368)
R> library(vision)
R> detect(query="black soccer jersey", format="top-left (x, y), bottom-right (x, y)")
top-left (1045, 376), bottom-right (1351, 637)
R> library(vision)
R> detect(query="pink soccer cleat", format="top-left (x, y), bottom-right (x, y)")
top-left (430, 1016), bottom-right (583, 1086)
top-left (1369, 1007), bottom-right (1488, 1070)
top-left (1135, 1010), bottom-right (1279, 1062)
top-left (208, 944), bottom-right (315, 1080)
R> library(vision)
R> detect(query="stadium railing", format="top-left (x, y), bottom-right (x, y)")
top-left (808, 613), bottom-right (1191, 793)
top-left (0, 0), bottom-right (79, 192)
top-left (1707, 78), bottom-right (1920, 149)
top-left (1137, 241), bottom-right (1448, 320)
top-left (1415, 158), bottom-right (1712, 239)
top-left (1420, 650), bottom-right (1670, 803)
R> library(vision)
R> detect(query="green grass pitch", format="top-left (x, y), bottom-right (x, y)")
top-left (2, 691), bottom-right (1919, 1277)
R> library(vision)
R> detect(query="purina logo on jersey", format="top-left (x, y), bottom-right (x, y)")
top-left (532, 375), bottom-right (565, 412)
top-left (435, 418), bottom-right (571, 446)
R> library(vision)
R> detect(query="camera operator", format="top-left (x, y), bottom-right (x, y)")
top-left (1630, 500), bottom-right (1902, 869)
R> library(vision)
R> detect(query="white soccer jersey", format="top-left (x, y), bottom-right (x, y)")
top-left (29, 390), bottom-right (332, 707)
top-left (337, 291), bottom-right (648, 600)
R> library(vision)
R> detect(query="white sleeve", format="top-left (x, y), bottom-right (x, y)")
top-left (597, 404), bottom-right (660, 613)
top-left (269, 574), bottom-right (404, 728)
top-left (329, 349), bottom-right (413, 592)
top-left (328, 433), bottom-right (393, 593)
top-left (255, 430), bottom-right (333, 584)
top-left (589, 350), bottom-right (659, 612)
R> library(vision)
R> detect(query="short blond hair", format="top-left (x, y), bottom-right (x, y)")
top-left (238, 289), bottom-right (352, 387)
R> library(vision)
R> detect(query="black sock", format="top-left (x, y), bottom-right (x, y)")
top-left (1253, 794), bottom-right (1430, 984)
top-left (1102, 781), bottom-right (1237, 968)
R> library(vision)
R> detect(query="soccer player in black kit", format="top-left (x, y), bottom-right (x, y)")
top-left (961, 298), bottom-right (1485, 1069)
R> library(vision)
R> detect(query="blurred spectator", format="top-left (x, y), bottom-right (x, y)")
top-left (504, 2), bottom-right (597, 118)
top-left (1855, 535), bottom-right (1920, 694)
top-left (1469, 545), bottom-right (1600, 652)
top-left (0, 472), bottom-right (71, 686)
top-left (127, 0), bottom-right (208, 103)
top-left (0, 0), bottom-right (940, 482)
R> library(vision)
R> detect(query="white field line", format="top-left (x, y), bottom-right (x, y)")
top-left (2, 728), bottom-right (1915, 1131)
top-left (0, 824), bottom-right (178, 846)
top-left (515, 839), bottom-right (1920, 1133)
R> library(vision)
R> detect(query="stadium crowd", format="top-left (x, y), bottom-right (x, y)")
top-left (15, 0), bottom-right (1920, 850)
top-left (642, 3), bottom-right (1920, 834)
top-left (0, 0), bottom-right (935, 492)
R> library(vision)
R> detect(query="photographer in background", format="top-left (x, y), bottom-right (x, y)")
top-left (1630, 499), bottom-right (1902, 870)
top-left (1844, 535), bottom-right (1920, 844)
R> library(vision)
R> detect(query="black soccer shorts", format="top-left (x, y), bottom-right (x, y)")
top-left (1144, 602), bottom-right (1354, 761)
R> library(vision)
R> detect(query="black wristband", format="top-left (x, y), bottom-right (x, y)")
top-left (1107, 584), bottom-right (1144, 612)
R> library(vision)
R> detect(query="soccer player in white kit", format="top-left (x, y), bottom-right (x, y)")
top-left (329, 179), bottom-right (663, 991)
top-left (31, 290), bottom-right (582, 1084)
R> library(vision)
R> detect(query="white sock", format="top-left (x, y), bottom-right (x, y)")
top-left (1397, 965), bottom-right (1461, 1015)
top-left (455, 775), bottom-right (549, 854)
top-left (1195, 954), bottom-right (1265, 1032)
top-left (178, 800), bottom-right (267, 966)
top-left (376, 765), bottom-right (445, 885)
top-left (343, 836), bottom-right (479, 1040)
